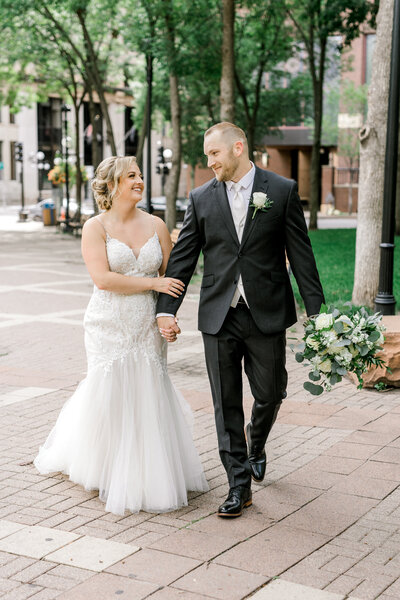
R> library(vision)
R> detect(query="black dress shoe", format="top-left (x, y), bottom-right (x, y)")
top-left (246, 423), bottom-right (267, 482)
top-left (217, 486), bottom-right (252, 518)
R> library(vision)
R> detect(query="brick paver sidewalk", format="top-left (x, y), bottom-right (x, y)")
top-left (1, 224), bottom-right (400, 599)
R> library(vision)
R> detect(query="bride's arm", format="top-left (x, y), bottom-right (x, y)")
top-left (154, 216), bottom-right (173, 276)
top-left (81, 218), bottom-right (184, 297)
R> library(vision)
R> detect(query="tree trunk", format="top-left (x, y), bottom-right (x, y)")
top-left (76, 9), bottom-right (117, 155)
top-left (352, 0), bottom-right (394, 307)
top-left (246, 122), bottom-right (255, 161)
top-left (309, 74), bottom-right (324, 230)
top-left (220, 0), bottom-right (235, 122)
top-left (136, 90), bottom-right (148, 170)
top-left (165, 73), bottom-right (181, 231)
top-left (88, 92), bottom-right (100, 214)
top-left (73, 100), bottom-right (82, 219)
top-left (190, 164), bottom-right (195, 190)
top-left (395, 117), bottom-right (400, 235)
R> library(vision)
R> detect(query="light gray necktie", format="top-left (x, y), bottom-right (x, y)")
top-left (231, 182), bottom-right (247, 241)
top-left (230, 182), bottom-right (248, 306)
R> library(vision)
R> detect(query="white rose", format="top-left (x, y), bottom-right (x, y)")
top-left (306, 336), bottom-right (320, 350)
top-left (335, 315), bottom-right (352, 331)
top-left (252, 192), bottom-right (267, 208)
top-left (315, 313), bottom-right (334, 330)
top-left (327, 340), bottom-right (343, 354)
top-left (319, 358), bottom-right (332, 373)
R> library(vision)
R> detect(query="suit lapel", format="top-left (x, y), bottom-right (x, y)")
top-left (214, 180), bottom-right (240, 246)
top-left (240, 167), bottom-right (269, 250)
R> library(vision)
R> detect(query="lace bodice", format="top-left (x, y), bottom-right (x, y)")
top-left (105, 231), bottom-right (162, 277)
top-left (83, 229), bottom-right (165, 373)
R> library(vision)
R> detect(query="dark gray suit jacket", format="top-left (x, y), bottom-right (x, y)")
top-left (156, 166), bottom-right (324, 335)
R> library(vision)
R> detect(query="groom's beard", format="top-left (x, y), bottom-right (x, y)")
top-left (214, 151), bottom-right (240, 182)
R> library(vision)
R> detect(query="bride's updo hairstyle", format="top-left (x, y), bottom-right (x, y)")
top-left (91, 156), bottom-right (136, 211)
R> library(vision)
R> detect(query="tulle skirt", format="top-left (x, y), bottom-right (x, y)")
top-left (34, 350), bottom-right (209, 515)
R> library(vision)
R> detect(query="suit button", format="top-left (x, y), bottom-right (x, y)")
top-left (238, 252), bottom-right (243, 258)
top-left (234, 280), bottom-right (238, 284)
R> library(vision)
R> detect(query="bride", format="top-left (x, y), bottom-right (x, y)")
top-left (34, 155), bottom-right (209, 515)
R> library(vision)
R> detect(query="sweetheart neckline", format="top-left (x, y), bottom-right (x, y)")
top-left (106, 231), bottom-right (159, 260)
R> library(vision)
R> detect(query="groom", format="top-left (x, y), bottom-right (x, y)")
top-left (157, 122), bottom-right (324, 518)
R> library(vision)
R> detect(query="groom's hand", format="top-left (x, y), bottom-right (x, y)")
top-left (157, 316), bottom-right (181, 343)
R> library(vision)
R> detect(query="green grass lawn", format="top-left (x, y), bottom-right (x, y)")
top-left (291, 228), bottom-right (400, 311)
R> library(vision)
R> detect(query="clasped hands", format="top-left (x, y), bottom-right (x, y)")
top-left (157, 316), bottom-right (181, 343)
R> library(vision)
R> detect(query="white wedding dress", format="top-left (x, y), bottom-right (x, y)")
top-left (34, 223), bottom-right (209, 515)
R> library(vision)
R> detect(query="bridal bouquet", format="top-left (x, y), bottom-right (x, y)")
top-left (295, 304), bottom-right (386, 395)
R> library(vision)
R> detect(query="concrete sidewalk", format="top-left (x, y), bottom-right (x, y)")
top-left (0, 226), bottom-right (400, 599)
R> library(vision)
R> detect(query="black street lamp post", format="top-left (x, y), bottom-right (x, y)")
top-left (36, 151), bottom-right (47, 203)
top-left (374, 0), bottom-right (400, 314)
top-left (61, 104), bottom-right (71, 225)
top-left (156, 142), bottom-right (171, 196)
top-left (14, 142), bottom-right (26, 221)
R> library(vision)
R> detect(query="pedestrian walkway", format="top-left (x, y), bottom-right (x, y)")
top-left (0, 226), bottom-right (400, 599)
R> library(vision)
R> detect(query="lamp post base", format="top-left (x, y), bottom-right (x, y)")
top-left (374, 293), bottom-right (396, 315)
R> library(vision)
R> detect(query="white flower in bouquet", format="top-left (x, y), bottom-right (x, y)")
top-left (318, 358), bottom-right (332, 373)
top-left (348, 344), bottom-right (358, 358)
top-left (327, 339), bottom-right (344, 354)
top-left (335, 349), bottom-right (353, 366)
top-left (295, 303), bottom-right (387, 396)
top-left (350, 331), bottom-right (368, 344)
top-left (335, 315), bottom-right (352, 331)
top-left (322, 330), bottom-right (337, 345)
top-left (315, 313), bottom-right (334, 330)
top-left (306, 337), bottom-right (320, 350)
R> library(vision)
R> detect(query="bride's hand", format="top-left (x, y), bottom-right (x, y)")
top-left (152, 277), bottom-right (185, 297)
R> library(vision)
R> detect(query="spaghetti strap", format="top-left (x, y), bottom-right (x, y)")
top-left (151, 215), bottom-right (157, 235)
top-left (96, 215), bottom-right (109, 236)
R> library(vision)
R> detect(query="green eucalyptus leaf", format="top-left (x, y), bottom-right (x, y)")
top-left (336, 366), bottom-right (348, 376)
top-left (309, 370), bottom-right (321, 381)
top-left (368, 331), bottom-right (380, 342)
top-left (333, 321), bottom-right (344, 334)
top-left (304, 381), bottom-right (324, 395)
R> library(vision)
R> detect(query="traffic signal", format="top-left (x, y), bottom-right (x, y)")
top-left (14, 142), bottom-right (23, 162)
top-left (157, 145), bottom-right (164, 164)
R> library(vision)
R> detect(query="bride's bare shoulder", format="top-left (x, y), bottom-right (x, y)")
top-left (82, 215), bottom-right (106, 240)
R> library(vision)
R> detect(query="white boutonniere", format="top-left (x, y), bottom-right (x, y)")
top-left (250, 192), bottom-right (273, 219)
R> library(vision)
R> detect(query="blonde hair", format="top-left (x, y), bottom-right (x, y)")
top-left (204, 122), bottom-right (248, 148)
top-left (91, 156), bottom-right (136, 210)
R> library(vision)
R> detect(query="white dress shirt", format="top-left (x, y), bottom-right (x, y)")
top-left (157, 162), bottom-right (256, 318)
top-left (225, 163), bottom-right (255, 307)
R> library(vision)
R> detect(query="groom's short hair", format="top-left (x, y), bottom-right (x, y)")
top-left (205, 122), bottom-right (248, 148)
